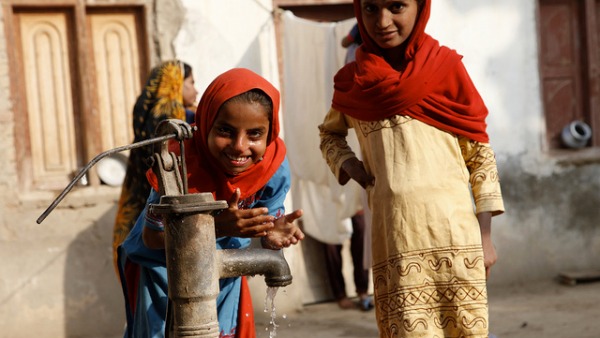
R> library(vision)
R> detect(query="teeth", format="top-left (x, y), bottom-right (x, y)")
top-left (226, 154), bottom-right (248, 162)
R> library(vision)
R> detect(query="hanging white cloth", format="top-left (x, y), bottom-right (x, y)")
top-left (281, 11), bottom-right (364, 245)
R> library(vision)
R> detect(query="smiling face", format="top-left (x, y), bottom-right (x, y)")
top-left (207, 99), bottom-right (271, 176)
top-left (360, 0), bottom-right (419, 50)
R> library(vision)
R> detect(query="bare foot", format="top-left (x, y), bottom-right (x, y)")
top-left (337, 297), bottom-right (357, 310)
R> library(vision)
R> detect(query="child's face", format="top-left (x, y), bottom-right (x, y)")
top-left (360, 0), bottom-right (419, 50)
top-left (182, 75), bottom-right (198, 108)
top-left (207, 100), bottom-right (270, 176)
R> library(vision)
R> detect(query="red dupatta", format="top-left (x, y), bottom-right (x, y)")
top-left (332, 0), bottom-right (489, 143)
top-left (148, 68), bottom-right (286, 201)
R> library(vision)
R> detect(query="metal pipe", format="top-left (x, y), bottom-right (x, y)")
top-left (218, 249), bottom-right (292, 287)
top-left (154, 193), bottom-right (294, 337)
top-left (36, 133), bottom-right (177, 224)
top-left (36, 120), bottom-right (196, 224)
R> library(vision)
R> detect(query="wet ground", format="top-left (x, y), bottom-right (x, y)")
top-left (254, 279), bottom-right (600, 338)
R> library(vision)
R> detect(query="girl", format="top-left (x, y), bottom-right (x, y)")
top-left (119, 68), bottom-right (304, 338)
top-left (113, 60), bottom-right (198, 275)
top-left (319, 0), bottom-right (504, 337)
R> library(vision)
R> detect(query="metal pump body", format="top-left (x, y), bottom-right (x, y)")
top-left (147, 120), bottom-right (293, 338)
top-left (37, 119), bottom-right (293, 338)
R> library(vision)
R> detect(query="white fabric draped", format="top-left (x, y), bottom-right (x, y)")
top-left (282, 11), bottom-right (364, 245)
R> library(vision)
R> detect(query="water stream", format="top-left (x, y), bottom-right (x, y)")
top-left (263, 286), bottom-right (279, 337)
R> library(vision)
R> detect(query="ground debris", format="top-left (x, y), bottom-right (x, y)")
top-left (557, 270), bottom-right (600, 286)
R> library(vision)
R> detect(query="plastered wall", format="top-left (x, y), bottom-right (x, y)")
top-left (2, 0), bottom-right (600, 336)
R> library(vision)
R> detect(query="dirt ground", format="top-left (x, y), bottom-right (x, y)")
top-left (254, 279), bottom-right (600, 338)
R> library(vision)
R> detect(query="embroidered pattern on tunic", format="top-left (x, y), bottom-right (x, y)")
top-left (460, 137), bottom-right (503, 210)
top-left (319, 108), bottom-right (503, 338)
top-left (373, 245), bottom-right (489, 337)
top-left (357, 115), bottom-right (413, 137)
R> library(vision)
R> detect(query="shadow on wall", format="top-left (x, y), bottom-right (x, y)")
top-left (64, 205), bottom-right (125, 338)
top-left (299, 234), bottom-right (335, 304)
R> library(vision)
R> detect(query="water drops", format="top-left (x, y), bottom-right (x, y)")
top-left (264, 286), bottom-right (279, 338)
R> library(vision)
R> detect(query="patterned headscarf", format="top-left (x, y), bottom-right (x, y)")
top-left (132, 60), bottom-right (186, 141)
top-left (113, 60), bottom-right (188, 275)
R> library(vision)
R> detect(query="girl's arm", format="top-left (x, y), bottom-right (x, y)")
top-left (141, 190), bottom-right (167, 249)
top-left (319, 108), bottom-right (373, 187)
top-left (460, 137), bottom-right (505, 217)
top-left (477, 211), bottom-right (496, 279)
top-left (460, 136), bottom-right (505, 278)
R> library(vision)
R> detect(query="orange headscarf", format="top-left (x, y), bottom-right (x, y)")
top-left (332, 0), bottom-right (489, 142)
top-left (148, 68), bottom-right (286, 201)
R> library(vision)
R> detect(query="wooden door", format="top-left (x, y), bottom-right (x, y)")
top-left (539, 0), bottom-right (600, 149)
top-left (89, 13), bottom-right (142, 152)
top-left (18, 12), bottom-right (79, 188)
top-left (13, 7), bottom-right (147, 190)
top-left (539, 0), bottom-right (585, 149)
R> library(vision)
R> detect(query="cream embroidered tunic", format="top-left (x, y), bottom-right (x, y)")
top-left (319, 108), bottom-right (504, 338)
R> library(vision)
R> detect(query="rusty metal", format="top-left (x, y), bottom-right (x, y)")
top-left (36, 119), bottom-right (195, 224)
top-left (149, 121), bottom-right (292, 338)
top-left (149, 119), bottom-right (194, 196)
top-left (219, 249), bottom-right (292, 287)
top-left (154, 193), bottom-right (225, 337)
top-left (152, 194), bottom-right (292, 338)
top-left (38, 119), bottom-right (294, 338)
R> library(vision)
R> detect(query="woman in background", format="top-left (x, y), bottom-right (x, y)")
top-left (112, 60), bottom-right (198, 275)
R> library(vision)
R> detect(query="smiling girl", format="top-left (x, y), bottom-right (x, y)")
top-left (118, 68), bottom-right (304, 338)
top-left (319, 0), bottom-right (504, 337)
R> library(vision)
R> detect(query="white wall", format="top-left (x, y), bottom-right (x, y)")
top-left (174, 0), bottom-right (280, 97)
top-left (428, 0), bottom-right (543, 157)
top-left (429, 1), bottom-right (600, 286)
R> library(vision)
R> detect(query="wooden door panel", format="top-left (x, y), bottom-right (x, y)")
top-left (540, 1), bottom-right (584, 148)
top-left (90, 13), bottom-right (141, 151)
top-left (19, 13), bottom-right (77, 188)
top-left (544, 79), bottom-right (579, 137)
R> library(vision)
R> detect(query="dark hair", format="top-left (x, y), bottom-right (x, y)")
top-left (222, 89), bottom-right (274, 138)
top-left (183, 62), bottom-right (192, 79)
top-left (224, 89), bottom-right (273, 119)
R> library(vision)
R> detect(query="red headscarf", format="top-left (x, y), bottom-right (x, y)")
top-left (148, 68), bottom-right (286, 200)
top-left (332, 0), bottom-right (489, 142)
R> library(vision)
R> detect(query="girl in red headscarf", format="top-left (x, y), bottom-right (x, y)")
top-left (118, 68), bottom-right (304, 338)
top-left (319, 1), bottom-right (504, 337)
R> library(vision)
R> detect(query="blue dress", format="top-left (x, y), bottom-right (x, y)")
top-left (118, 158), bottom-right (291, 338)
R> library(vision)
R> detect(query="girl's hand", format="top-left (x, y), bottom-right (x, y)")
top-left (340, 157), bottom-right (374, 189)
top-left (261, 209), bottom-right (305, 250)
top-left (481, 235), bottom-right (497, 279)
top-left (477, 212), bottom-right (497, 279)
top-left (213, 188), bottom-right (275, 238)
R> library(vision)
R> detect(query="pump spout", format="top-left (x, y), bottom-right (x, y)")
top-left (219, 248), bottom-right (292, 287)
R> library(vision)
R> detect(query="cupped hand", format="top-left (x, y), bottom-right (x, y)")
top-left (261, 209), bottom-right (305, 250)
top-left (213, 188), bottom-right (275, 238)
